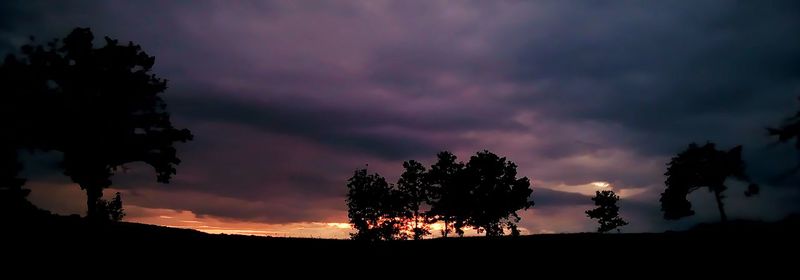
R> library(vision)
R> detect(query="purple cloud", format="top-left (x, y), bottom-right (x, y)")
top-left (4, 0), bottom-right (800, 236)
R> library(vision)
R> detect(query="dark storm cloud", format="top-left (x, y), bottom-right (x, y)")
top-left (503, 1), bottom-right (800, 154)
top-left (168, 92), bottom-right (524, 159)
top-left (0, 2), bottom-right (37, 52)
top-left (5, 0), bottom-right (800, 230)
top-left (171, 94), bottom-right (438, 159)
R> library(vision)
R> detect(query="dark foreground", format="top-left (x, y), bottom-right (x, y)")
top-left (3, 213), bottom-right (799, 273)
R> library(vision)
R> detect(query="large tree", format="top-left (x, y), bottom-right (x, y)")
top-left (463, 150), bottom-right (534, 237)
top-left (427, 151), bottom-right (468, 237)
top-left (3, 28), bottom-right (192, 220)
top-left (397, 160), bottom-right (431, 240)
top-left (586, 190), bottom-right (628, 233)
top-left (661, 143), bottom-right (758, 222)
top-left (346, 168), bottom-right (406, 241)
top-left (1, 45), bottom-right (54, 213)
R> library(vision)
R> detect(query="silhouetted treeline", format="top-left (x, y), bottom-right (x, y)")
top-left (0, 27), bottom-right (192, 221)
top-left (346, 150), bottom-right (534, 240)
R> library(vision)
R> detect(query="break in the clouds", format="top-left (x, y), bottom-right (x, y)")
top-left (3, 0), bottom-right (800, 236)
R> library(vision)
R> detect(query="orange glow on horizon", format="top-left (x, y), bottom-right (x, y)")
top-left (124, 205), bottom-right (531, 239)
top-left (125, 205), bottom-right (354, 239)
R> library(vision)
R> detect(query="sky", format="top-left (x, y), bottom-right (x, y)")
top-left (2, 0), bottom-right (800, 238)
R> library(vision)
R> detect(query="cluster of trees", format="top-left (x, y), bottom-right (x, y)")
top-left (0, 28), bottom-right (192, 221)
top-left (347, 96), bottom-right (800, 237)
top-left (346, 150), bottom-right (534, 241)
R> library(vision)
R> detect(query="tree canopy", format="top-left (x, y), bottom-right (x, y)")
top-left (346, 168), bottom-right (406, 241)
top-left (427, 151), bottom-right (468, 237)
top-left (0, 27), bottom-right (192, 220)
top-left (768, 97), bottom-right (800, 149)
top-left (397, 160), bottom-right (431, 240)
top-left (586, 190), bottom-right (628, 233)
top-left (347, 150), bottom-right (535, 240)
top-left (661, 143), bottom-right (758, 222)
top-left (462, 151), bottom-right (534, 237)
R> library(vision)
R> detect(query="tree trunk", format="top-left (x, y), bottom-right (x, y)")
top-left (413, 209), bottom-right (419, 240)
top-left (443, 217), bottom-right (448, 238)
top-left (85, 185), bottom-right (103, 221)
top-left (713, 189), bottom-right (728, 223)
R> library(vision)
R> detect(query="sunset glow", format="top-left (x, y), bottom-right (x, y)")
top-left (125, 205), bottom-right (354, 238)
top-left (8, 0), bottom-right (800, 238)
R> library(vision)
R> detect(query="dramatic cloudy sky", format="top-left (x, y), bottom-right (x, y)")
top-left (3, 0), bottom-right (799, 238)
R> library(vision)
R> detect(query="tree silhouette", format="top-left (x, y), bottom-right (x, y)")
top-left (397, 160), bottom-right (431, 240)
top-left (1, 44), bottom-right (54, 215)
top-left (768, 96), bottom-right (800, 175)
top-left (348, 151), bottom-right (535, 238)
top-left (586, 190), bottom-right (628, 233)
top-left (3, 28), bottom-right (193, 220)
top-left (768, 96), bottom-right (800, 149)
top-left (0, 150), bottom-right (41, 220)
top-left (661, 143), bottom-right (759, 222)
top-left (463, 150), bottom-right (534, 236)
top-left (346, 168), bottom-right (406, 241)
top-left (427, 151), bottom-right (468, 237)
top-left (0, 150), bottom-right (27, 212)
top-left (96, 192), bottom-right (125, 222)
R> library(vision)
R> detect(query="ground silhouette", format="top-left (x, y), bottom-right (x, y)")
top-left (2, 209), bottom-right (798, 270)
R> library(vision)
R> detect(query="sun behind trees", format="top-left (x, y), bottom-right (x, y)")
top-left (346, 150), bottom-right (534, 240)
top-left (0, 27), bottom-right (192, 221)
